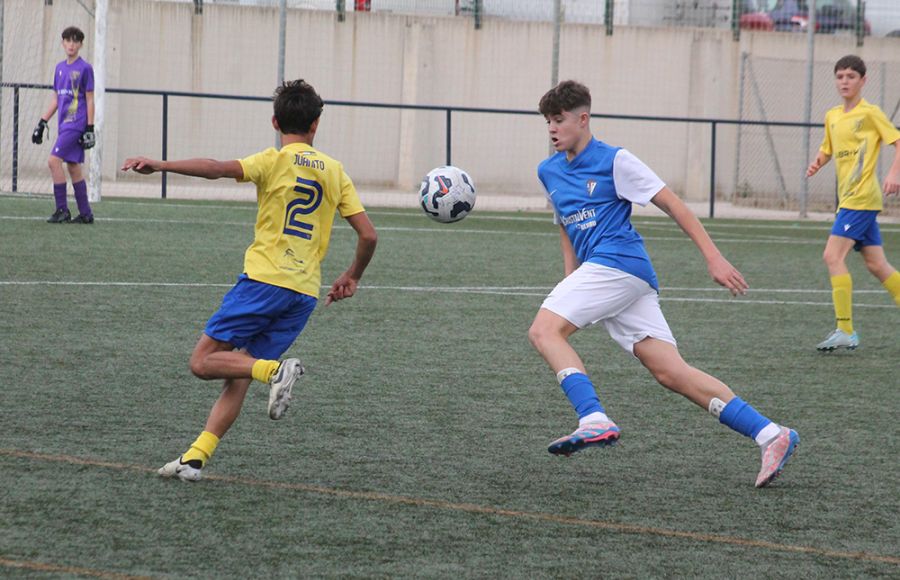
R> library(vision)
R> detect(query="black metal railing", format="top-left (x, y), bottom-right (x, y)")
top-left (2, 82), bottom-right (823, 218)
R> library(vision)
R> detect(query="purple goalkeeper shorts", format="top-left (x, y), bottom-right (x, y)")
top-left (51, 129), bottom-right (85, 164)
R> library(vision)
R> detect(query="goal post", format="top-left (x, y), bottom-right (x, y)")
top-left (88, 0), bottom-right (106, 203)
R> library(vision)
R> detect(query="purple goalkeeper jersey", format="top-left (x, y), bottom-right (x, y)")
top-left (53, 57), bottom-right (94, 132)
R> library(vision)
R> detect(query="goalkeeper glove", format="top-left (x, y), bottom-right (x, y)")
top-left (32, 119), bottom-right (48, 145)
top-left (80, 125), bottom-right (96, 149)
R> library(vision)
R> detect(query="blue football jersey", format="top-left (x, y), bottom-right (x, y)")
top-left (537, 138), bottom-right (664, 290)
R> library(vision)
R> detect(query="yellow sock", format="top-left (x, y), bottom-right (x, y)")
top-left (830, 273), bottom-right (853, 334)
top-left (883, 271), bottom-right (900, 307)
top-left (182, 431), bottom-right (220, 466)
top-left (251, 359), bottom-right (280, 383)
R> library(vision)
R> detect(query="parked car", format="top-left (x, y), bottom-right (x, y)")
top-left (739, 0), bottom-right (871, 35)
top-left (738, 0), bottom-right (775, 30)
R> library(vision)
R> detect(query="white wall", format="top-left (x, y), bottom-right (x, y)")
top-left (3, 0), bottom-right (900, 206)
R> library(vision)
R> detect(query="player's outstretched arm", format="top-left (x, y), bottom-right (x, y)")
top-left (807, 151), bottom-right (831, 178)
top-left (651, 187), bottom-right (748, 296)
top-left (121, 157), bottom-right (243, 180)
top-left (325, 212), bottom-right (378, 306)
top-left (883, 140), bottom-right (900, 197)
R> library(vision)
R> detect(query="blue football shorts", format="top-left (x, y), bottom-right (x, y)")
top-left (831, 209), bottom-right (882, 251)
top-left (204, 274), bottom-right (317, 359)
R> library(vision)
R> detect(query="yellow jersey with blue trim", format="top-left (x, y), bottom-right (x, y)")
top-left (237, 143), bottom-right (365, 297)
top-left (819, 99), bottom-right (900, 211)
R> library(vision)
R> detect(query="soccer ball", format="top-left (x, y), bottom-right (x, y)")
top-left (419, 165), bottom-right (476, 223)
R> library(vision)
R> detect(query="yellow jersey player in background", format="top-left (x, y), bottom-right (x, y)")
top-left (807, 55), bottom-right (900, 352)
top-left (122, 79), bottom-right (378, 481)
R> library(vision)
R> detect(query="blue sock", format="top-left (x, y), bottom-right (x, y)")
top-left (560, 373), bottom-right (604, 419)
top-left (718, 397), bottom-right (771, 440)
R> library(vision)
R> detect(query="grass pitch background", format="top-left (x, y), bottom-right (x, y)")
top-left (0, 196), bottom-right (898, 578)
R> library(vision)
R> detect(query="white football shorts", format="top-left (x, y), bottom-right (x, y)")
top-left (540, 262), bottom-right (676, 354)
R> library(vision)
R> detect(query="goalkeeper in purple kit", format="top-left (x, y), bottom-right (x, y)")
top-left (32, 26), bottom-right (96, 224)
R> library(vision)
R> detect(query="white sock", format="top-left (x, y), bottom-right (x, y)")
top-left (579, 411), bottom-right (611, 426)
top-left (556, 367), bottom-right (582, 384)
top-left (755, 423), bottom-right (782, 447)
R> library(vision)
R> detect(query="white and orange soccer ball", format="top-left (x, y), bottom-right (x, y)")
top-left (418, 165), bottom-right (476, 223)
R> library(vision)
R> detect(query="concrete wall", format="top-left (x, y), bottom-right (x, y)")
top-left (3, 0), bottom-right (900, 206)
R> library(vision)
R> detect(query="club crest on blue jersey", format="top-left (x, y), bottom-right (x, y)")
top-left (586, 180), bottom-right (597, 196)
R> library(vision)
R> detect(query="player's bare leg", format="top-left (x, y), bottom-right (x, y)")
top-left (48, 155), bottom-right (67, 183)
top-left (862, 245), bottom-right (900, 307)
top-left (189, 335), bottom-right (255, 380)
top-left (632, 337), bottom-right (735, 409)
top-left (822, 234), bottom-right (855, 277)
top-left (860, 245), bottom-right (897, 282)
top-left (205, 378), bottom-right (252, 438)
top-left (527, 308), bottom-right (585, 374)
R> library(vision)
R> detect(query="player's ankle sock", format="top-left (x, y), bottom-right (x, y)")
top-left (717, 397), bottom-right (773, 443)
top-left (557, 368), bottom-right (605, 419)
top-left (182, 431), bottom-right (220, 467)
top-left (53, 183), bottom-right (67, 211)
top-left (579, 411), bottom-right (611, 426)
top-left (882, 271), bottom-right (900, 307)
top-left (72, 180), bottom-right (91, 216)
top-left (251, 359), bottom-right (280, 383)
top-left (754, 423), bottom-right (782, 447)
top-left (830, 273), bottom-right (853, 333)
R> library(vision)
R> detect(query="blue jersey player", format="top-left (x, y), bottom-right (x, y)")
top-left (529, 81), bottom-right (798, 488)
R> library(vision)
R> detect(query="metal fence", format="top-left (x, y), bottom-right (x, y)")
top-left (3, 81), bottom-right (834, 218)
top-left (6, 0), bottom-right (900, 218)
top-left (162, 0), bottom-right (900, 40)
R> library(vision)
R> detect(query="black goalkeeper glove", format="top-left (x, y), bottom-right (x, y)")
top-left (80, 125), bottom-right (96, 149)
top-left (32, 119), bottom-right (48, 145)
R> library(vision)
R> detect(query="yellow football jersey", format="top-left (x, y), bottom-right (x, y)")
top-left (238, 143), bottom-right (365, 297)
top-left (819, 99), bottom-right (900, 211)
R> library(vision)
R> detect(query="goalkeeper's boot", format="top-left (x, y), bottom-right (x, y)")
top-left (268, 358), bottom-right (304, 420)
top-left (70, 213), bottom-right (94, 224)
top-left (158, 456), bottom-right (202, 482)
top-left (47, 208), bottom-right (71, 223)
top-left (816, 329), bottom-right (859, 352)
top-left (548, 421), bottom-right (620, 457)
top-left (755, 427), bottom-right (799, 488)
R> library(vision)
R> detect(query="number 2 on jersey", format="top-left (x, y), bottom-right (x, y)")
top-left (283, 177), bottom-right (323, 240)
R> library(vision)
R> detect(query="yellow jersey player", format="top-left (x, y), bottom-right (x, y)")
top-left (122, 80), bottom-right (377, 481)
top-left (807, 55), bottom-right (900, 352)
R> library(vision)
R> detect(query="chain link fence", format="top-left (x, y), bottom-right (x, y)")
top-left (4, 0), bottom-right (900, 216)
top-left (733, 54), bottom-right (900, 215)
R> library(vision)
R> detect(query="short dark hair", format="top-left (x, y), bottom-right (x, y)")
top-left (273, 79), bottom-right (324, 135)
top-left (62, 26), bottom-right (85, 43)
top-left (834, 55), bottom-right (866, 77)
top-left (539, 80), bottom-right (591, 117)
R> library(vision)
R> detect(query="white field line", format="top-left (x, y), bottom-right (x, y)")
top-left (2, 198), bottom-right (898, 232)
top-left (0, 215), bottom-right (824, 244)
top-left (0, 281), bottom-right (894, 308)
